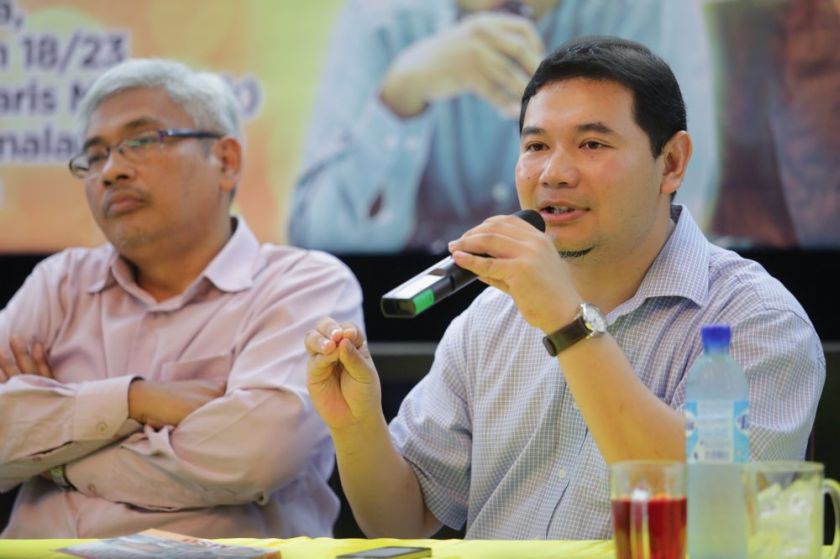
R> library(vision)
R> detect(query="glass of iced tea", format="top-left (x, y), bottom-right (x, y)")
top-left (611, 460), bottom-right (687, 559)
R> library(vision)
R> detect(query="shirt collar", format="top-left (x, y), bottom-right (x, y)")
top-left (609, 205), bottom-right (710, 320)
top-left (86, 249), bottom-right (119, 294)
top-left (86, 216), bottom-right (260, 297)
top-left (202, 216), bottom-right (259, 293)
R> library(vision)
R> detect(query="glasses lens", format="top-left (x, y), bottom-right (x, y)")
top-left (69, 155), bottom-right (88, 179)
top-left (69, 154), bottom-right (91, 178)
top-left (83, 144), bottom-right (110, 174)
top-left (122, 131), bottom-right (162, 158)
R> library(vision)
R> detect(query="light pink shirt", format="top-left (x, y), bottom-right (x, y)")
top-left (0, 218), bottom-right (363, 538)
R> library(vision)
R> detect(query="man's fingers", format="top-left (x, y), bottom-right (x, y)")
top-left (31, 342), bottom-right (53, 378)
top-left (199, 379), bottom-right (226, 398)
top-left (9, 337), bottom-right (37, 375)
top-left (316, 316), bottom-right (367, 346)
top-left (451, 250), bottom-right (491, 277)
top-left (451, 246), bottom-right (520, 284)
top-left (450, 230), bottom-right (525, 262)
top-left (338, 339), bottom-right (376, 384)
top-left (477, 275), bottom-right (509, 293)
top-left (455, 216), bottom-right (547, 253)
top-left (480, 31), bottom-right (539, 86)
top-left (307, 318), bottom-right (366, 358)
top-left (472, 73), bottom-right (521, 117)
top-left (167, 379), bottom-right (225, 406)
top-left (337, 322), bottom-right (367, 349)
top-left (305, 328), bottom-right (338, 356)
top-left (473, 214), bottom-right (542, 236)
top-left (470, 47), bottom-right (529, 115)
top-left (0, 350), bottom-right (21, 378)
top-left (474, 14), bottom-right (544, 74)
top-left (308, 352), bottom-right (340, 376)
top-left (314, 316), bottom-right (344, 340)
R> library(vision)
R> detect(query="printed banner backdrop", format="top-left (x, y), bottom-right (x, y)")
top-left (1, 0), bottom-right (838, 254)
top-left (0, 0), bottom-right (342, 252)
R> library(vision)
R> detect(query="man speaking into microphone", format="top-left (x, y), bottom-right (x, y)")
top-left (304, 37), bottom-right (823, 540)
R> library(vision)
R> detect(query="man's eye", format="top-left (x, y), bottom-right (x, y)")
top-left (85, 152), bottom-right (107, 165)
top-left (581, 141), bottom-right (605, 150)
top-left (125, 135), bottom-right (159, 149)
top-left (525, 142), bottom-right (546, 152)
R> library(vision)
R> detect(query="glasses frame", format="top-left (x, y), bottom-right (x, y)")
top-left (68, 128), bottom-right (223, 179)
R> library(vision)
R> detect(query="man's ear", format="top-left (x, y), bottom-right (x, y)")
top-left (214, 137), bottom-right (242, 196)
top-left (659, 131), bottom-right (692, 196)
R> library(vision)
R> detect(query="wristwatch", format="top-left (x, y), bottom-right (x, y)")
top-left (542, 302), bottom-right (607, 356)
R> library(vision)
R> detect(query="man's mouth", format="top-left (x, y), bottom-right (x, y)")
top-left (104, 192), bottom-right (147, 216)
top-left (541, 206), bottom-right (579, 215)
top-left (538, 204), bottom-right (589, 222)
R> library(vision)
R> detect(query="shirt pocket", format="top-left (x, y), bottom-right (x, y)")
top-left (159, 352), bottom-right (233, 382)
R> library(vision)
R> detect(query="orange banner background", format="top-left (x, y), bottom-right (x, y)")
top-left (0, 0), bottom-right (343, 252)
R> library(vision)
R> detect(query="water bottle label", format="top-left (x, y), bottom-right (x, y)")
top-left (685, 401), bottom-right (699, 460)
top-left (685, 399), bottom-right (749, 463)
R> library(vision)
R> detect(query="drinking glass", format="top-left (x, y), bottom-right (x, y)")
top-left (743, 461), bottom-right (840, 559)
top-left (611, 460), bottom-right (687, 559)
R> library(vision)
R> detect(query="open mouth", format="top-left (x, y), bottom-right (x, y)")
top-left (541, 206), bottom-right (579, 215)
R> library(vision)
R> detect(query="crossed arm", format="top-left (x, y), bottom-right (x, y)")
top-left (0, 336), bottom-right (223, 430)
top-left (0, 336), bottom-right (224, 496)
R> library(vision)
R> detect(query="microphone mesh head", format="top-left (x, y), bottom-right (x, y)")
top-left (515, 209), bottom-right (546, 232)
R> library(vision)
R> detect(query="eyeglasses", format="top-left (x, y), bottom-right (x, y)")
top-left (68, 128), bottom-right (222, 179)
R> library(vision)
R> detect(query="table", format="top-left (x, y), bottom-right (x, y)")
top-left (0, 538), bottom-right (616, 558)
top-left (1, 538), bottom-right (835, 558)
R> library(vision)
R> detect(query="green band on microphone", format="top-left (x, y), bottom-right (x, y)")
top-left (412, 289), bottom-right (435, 315)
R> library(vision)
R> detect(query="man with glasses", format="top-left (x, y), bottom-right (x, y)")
top-left (0, 58), bottom-right (363, 538)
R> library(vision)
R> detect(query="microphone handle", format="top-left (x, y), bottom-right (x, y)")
top-left (445, 256), bottom-right (479, 291)
top-left (380, 209), bottom-right (544, 318)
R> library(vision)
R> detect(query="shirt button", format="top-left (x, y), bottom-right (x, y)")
top-left (558, 469), bottom-right (567, 480)
top-left (96, 422), bottom-right (108, 434)
top-left (384, 134), bottom-right (397, 149)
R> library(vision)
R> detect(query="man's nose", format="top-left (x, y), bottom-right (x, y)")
top-left (100, 150), bottom-right (136, 186)
top-left (540, 148), bottom-right (580, 188)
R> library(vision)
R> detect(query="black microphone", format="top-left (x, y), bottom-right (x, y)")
top-left (380, 209), bottom-right (546, 318)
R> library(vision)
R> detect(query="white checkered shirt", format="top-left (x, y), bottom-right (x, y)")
top-left (389, 206), bottom-right (825, 539)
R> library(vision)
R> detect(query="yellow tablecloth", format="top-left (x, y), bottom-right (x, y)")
top-left (0, 538), bottom-right (615, 559)
top-left (0, 538), bottom-right (835, 559)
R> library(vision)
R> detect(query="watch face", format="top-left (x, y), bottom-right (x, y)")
top-left (581, 303), bottom-right (607, 333)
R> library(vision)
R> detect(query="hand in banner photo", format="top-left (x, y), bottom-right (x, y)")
top-left (379, 8), bottom-right (544, 119)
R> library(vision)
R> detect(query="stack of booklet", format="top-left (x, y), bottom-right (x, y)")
top-left (57, 529), bottom-right (280, 558)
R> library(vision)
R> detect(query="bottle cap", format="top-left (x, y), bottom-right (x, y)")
top-left (701, 324), bottom-right (731, 352)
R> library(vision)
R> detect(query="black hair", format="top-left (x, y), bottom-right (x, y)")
top-left (519, 36), bottom-right (687, 158)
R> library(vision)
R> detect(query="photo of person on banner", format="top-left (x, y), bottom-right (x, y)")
top-left (708, 0), bottom-right (840, 248)
top-left (289, 0), bottom-right (718, 253)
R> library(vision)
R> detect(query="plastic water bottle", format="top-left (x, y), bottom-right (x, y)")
top-left (685, 324), bottom-right (749, 559)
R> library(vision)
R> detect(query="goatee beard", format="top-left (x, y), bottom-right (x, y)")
top-left (558, 248), bottom-right (592, 259)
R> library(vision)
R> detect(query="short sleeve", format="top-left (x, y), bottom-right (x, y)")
top-left (389, 312), bottom-right (473, 530)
